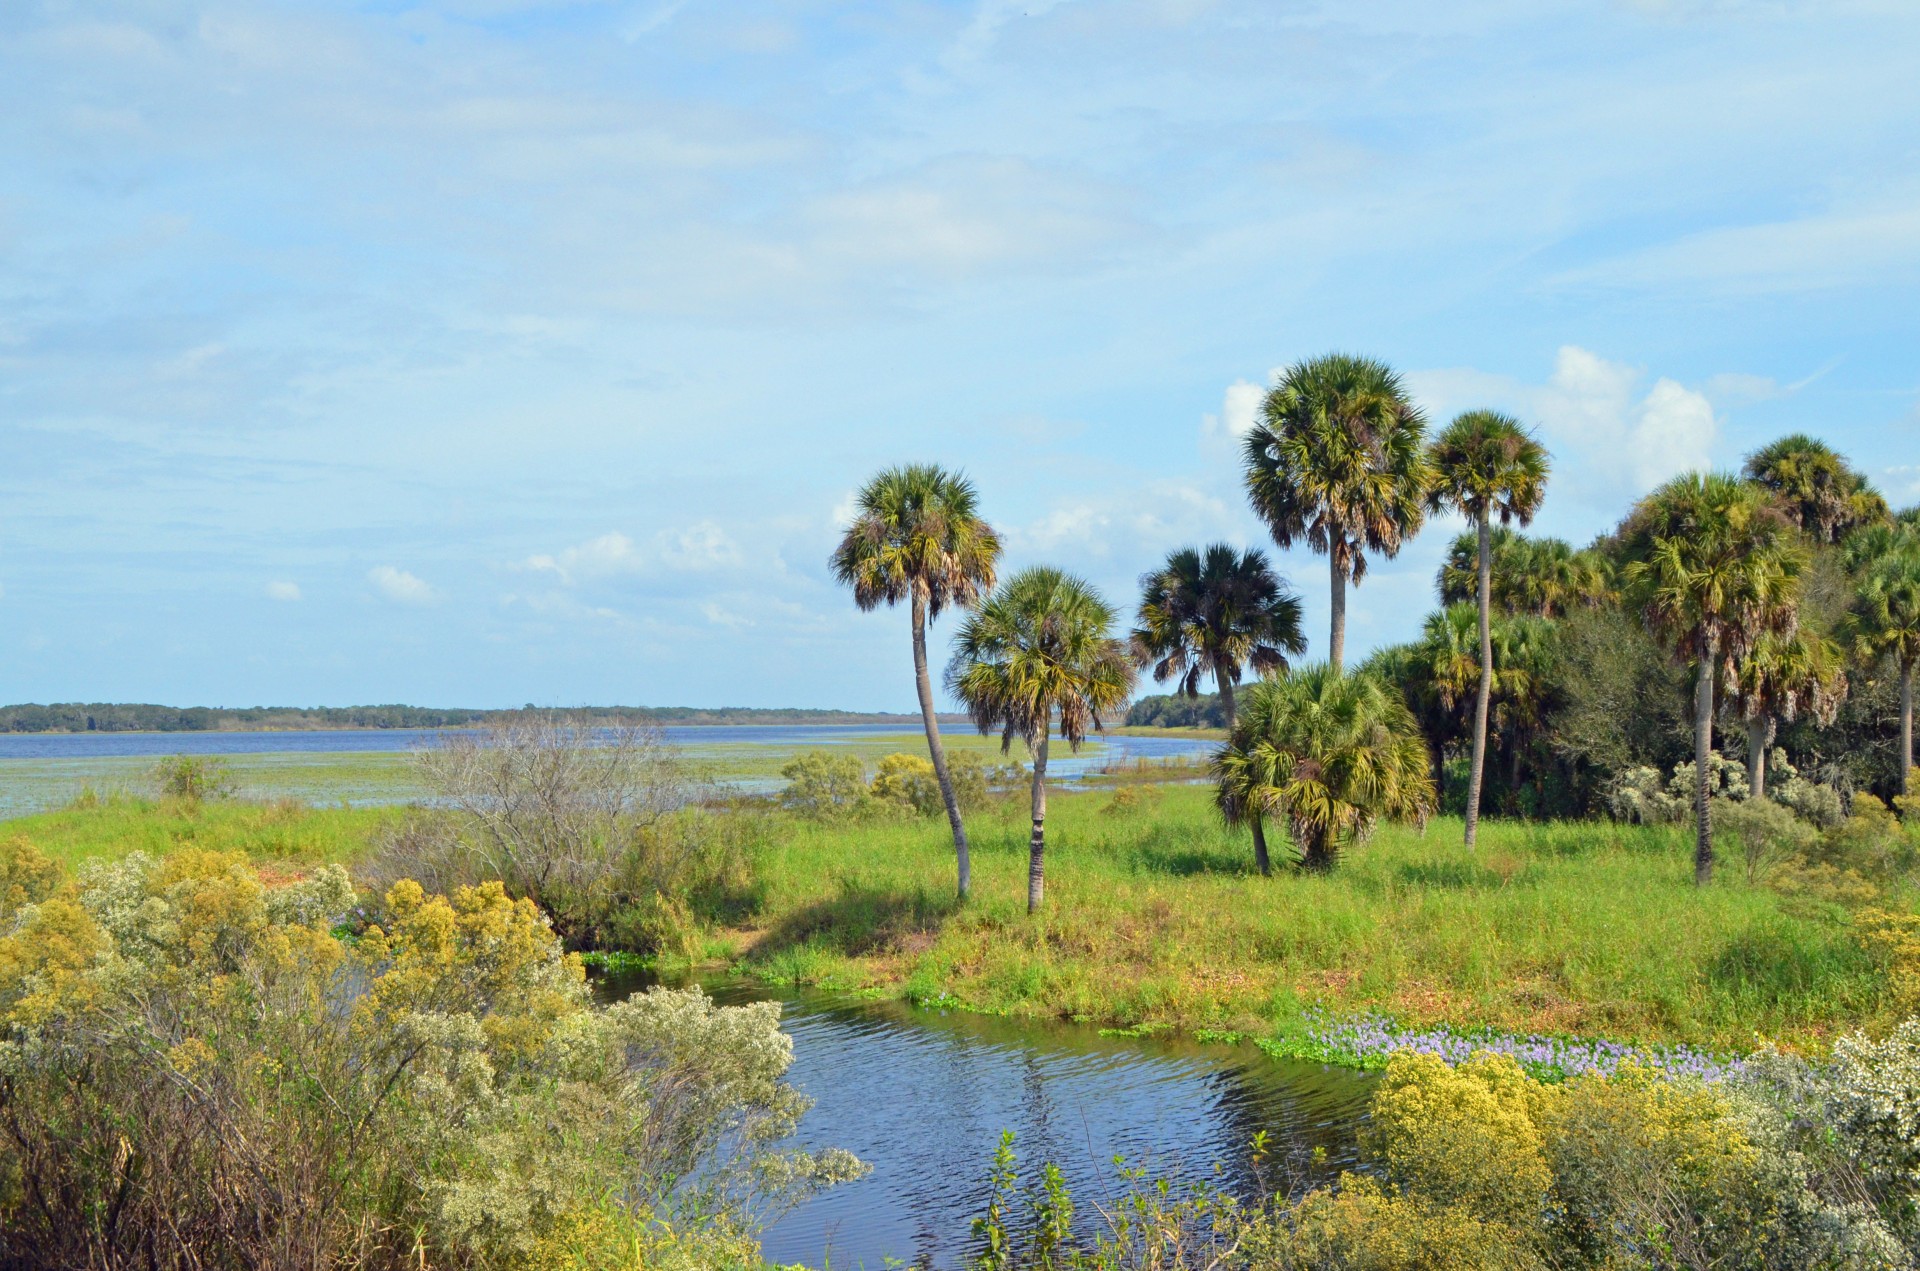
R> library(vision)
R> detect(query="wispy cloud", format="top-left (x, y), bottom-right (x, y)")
top-left (368, 566), bottom-right (438, 605)
top-left (265, 580), bottom-right (302, 601)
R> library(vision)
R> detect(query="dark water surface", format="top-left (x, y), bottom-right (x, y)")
top-left (600, 973), bottom-right (1373, 1270)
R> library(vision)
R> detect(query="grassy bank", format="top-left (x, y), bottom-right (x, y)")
top-left (721, 784), bottom-right (1891, 1055)
top-left (1, 784), bottom-right (1895, 1057)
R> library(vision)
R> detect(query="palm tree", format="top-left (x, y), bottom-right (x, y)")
top-left (1727, 631), bottom-right (1846, 800)
top-left (1243, 354), bottom-right (1432, 671)
top-left (1743, 434), bottom-right (1889, 544)
top-left (1438, 530), bottom-right (1610, 618)
top-left (1212, 664), bottom-right (1435, 872)
top-left (1426, 411), bottom-right (1550, 849)
top-left (1131, 544), bottom-right (1306, 730)
top-left (947, 568), bottom-right (1135, 912)
top-left (832, 464), bottom-right (1001, 899)
top-left (1848, 545), bottom-right (1920, 796)
top-left (1619, 473), bottom-right (1805, 885)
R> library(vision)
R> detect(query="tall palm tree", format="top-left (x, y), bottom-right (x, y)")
top-left (1727, 631), bottom-right (1846, 800)
top-left (1213, 664), bottom-right (1435, 872)
top-left (1243, 354), bottom-right (1432, 671)
top-left (1848, 545), bottom-right (1920, 796)
top-left (1743, 434), bottom-right (1889, 545)
top-left (947, 568), bottom-right (1135, 912)
top-left (1619, 473), bottom-right (1805, 885)
top-left (832, 464), bottom-right (1001, 899)
top-left (1131, 544), bottom-right (1305, 730)
top-left (1426, 411), bottom-right (1550, 849)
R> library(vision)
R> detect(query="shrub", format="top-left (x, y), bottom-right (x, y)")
top-left (363, 716), bottom-right (745, 949)
top-left (1606, 764), bottom-right (1686, 824)
top-left (151, 754), bottom-right (236, 802)
top-left (871, 752), bottom-right (941, 816)
top-left (1366, 1052), bottom-right (1550, 1233)
top-left (0, 851), bottom-right (860, 1270)
top-left (780, 749), bottom-right (871, 820)
top-left (1714, 794), bottom-right (1818, 885)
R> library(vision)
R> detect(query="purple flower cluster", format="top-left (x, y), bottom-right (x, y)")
top-left (1301, 1012), bottom-right (1745, 1083)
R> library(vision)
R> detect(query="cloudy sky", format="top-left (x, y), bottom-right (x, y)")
top-left (3, 1), bottom-right (1918, 710)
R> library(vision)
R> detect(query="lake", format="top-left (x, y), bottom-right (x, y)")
top-left (0, 725), bottom-right (1219, 817)
top-left (598, 971), bottom-right (1373, 1269)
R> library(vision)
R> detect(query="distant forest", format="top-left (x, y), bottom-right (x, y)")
top-left (0, 703), bottom-right (941, 733)
top-left (1125, 692), bottom-right (1227, 729)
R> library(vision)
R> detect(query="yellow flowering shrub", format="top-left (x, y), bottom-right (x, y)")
top-left (1367, 1052), bottom-right (1553, 1233)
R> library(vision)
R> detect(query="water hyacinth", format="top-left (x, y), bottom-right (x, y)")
top-left (1263, 1010), bottom-right (1745, 1083)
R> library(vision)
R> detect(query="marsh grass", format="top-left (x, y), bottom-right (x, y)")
top-left (2, 792), bottom-right (398, 872)
top-left (726, 784), bottom-right (1889, 1054)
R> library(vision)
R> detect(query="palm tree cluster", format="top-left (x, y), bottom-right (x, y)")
top-left (834, 360), bottom-right (1918, 901)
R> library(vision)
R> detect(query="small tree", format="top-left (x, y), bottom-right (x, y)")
top-left (1212, 664), bottom-right (1435, 872)
top-left (152, 754), bottom-right (236, 803)
top-left (1848, 544), bottom-right (1920, 797)
top-left (947, 568), bottom-right (1135, 912)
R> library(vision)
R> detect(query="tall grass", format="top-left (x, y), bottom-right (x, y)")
top-left (2, 793), bottom-right (397, 872)
top-left (733, 784), bottom-right (1886, 1053)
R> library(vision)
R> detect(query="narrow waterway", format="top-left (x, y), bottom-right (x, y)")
top-left (598, 971), bottom-right (1374, 1269)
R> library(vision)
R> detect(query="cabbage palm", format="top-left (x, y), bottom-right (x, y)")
top-left (1848, 546), bottom-right (1920, 795)
top-left (947, 568), bottom-right (1135, 912)
top-left (1213, 664), bottom-right (1435, 872)
top-left (1743, 434), bottom-right (1889, 544)
top-left (1727, 631), bottom-right (1845, 799)
top-left (1439, 530), bottom-right (1610, 618)
top-left (1619, 473), bottom-right (1805, 884)
top-left (1244, 355), bottom-right (1432, 670)
top-left (832, 464), bottom-right (1001, 898)
top-left (1426, 411), bottom-right (1550, 849)
top-left (1131, 544), bottom-right (1306, 730)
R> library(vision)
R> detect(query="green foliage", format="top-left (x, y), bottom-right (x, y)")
top-left (152, 753), bottom-right (236, 802)
top-left (1714, 794), bottom-right (1819, 885)
top-left (1437, 527), bottom-right (1612, 617)
top-left (1124, 691), bottom-right (1227, 728)
top-left (1213, 665), bottom-right (1436, 869)
top-left (830, 463), bottom-right (1002, 620)
top-left (782, 749), bottom-right (873, 820)
top-left (1130, 542), bottom-right (1305, 723)
top-left (0, 852), bottom-right (861, 1269)
top-left (870, 750), bottom-right (1003, 818)
top-left (1744, 432), bottom-right (1890, 544)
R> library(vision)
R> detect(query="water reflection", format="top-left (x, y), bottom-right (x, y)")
top-left (598, 971), bottom-right (1372, 1269)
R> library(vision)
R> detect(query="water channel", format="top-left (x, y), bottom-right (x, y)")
top-left (597, 971), bottom-right (1375, 1270)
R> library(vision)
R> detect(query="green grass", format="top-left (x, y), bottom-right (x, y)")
top-left (4, 780), bottom-right (1893, 1058)
top-left (721, 784), bottom-right (1890, 1055)
top-left (2, 793), bottom-right (400, 873)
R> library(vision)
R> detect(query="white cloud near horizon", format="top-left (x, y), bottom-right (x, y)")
top-left (265, 580), bottom-right (302, 601)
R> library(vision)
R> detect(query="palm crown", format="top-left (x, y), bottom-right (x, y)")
top-left (830, 464), bottom-right (1000, 619)
top-left (1243, 354), bottom-right (1431, 586)
top-left (1742, 434), bottom-right (1889, 545)
top-left (1437, 530), bottom-right (1611, 617)
top-left (947, 567), bottom-right (1136, 753)
top-left (1132, 544), bottom-right (1305, 724)
top-left (1426, 411), bottom-right (1550, 528)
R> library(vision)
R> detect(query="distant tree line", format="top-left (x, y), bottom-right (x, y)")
top-left (0, 702), bottom-right (951, 733)
top-left (1125, 692), bottom-right (1229, 729)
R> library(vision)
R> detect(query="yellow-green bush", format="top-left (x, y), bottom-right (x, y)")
top-left (1367, 1053), bottom-right (1552, 1233)
top-left (0, 850), bottom-right (860, 1271)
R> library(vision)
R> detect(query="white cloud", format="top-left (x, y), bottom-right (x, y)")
top-left (1201, 377), bottom-right (1268, 444)
top-left (520, 522), bottom-right (743, 586)
top-left (368, 565), bottom-right (438, 605)
top-left (702, 601), bottom-right (754, 628)
top-left (523, 532), bottom-right (643, 585)
top-left (1628, 378), bottom-right (1718, 488)
top-left (1559, 202), bottom-right (1920, 295)
top-left (265, 580), bottom-right (301, 601)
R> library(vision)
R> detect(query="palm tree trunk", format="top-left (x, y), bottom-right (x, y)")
top-left (1693, 649), bottom-right (1716, 887)
top-left (913, 592), bottom-right (972, 899)
top-left (1901, 660), bottom-right (1914, 797)
top-left (1027, 732), bottom-right (1050, 914)
top-left (1251, 816), bottom-right (1271, 877)
top-left (1464, 514), bottom-right (1493, 851)
top-left (1328, 550), bottom-right (1347, 673)
top-left (1746, 715), bottom-right (1770, 802)
top-left (1215, 666), bottom-right (1238, 732)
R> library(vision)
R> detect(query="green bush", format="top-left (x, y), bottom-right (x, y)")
top-left (0, 847), bottom-right (860, 1270)
top-left (780, 749), bottom-right (872, 820)
top-left (151, 754), bottom-right (236, 802)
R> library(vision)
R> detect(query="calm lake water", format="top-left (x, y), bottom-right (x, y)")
top-left (0, 725), bottom-right (1218, 817)
top-left (599, 972), bottom-right (1373, 1270)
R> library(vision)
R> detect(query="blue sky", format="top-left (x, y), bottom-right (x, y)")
top-left (3, 0), bottom-right (1917, 711)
